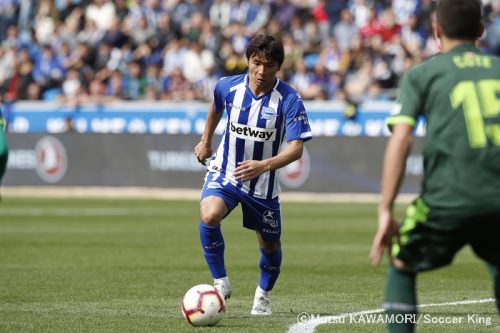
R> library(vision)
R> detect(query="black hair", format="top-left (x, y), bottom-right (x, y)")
top-left (245, 35), bottom-right (284, 68)
top-left (436, 0), bottom-right (482, 40)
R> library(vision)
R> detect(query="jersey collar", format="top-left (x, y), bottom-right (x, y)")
top-left (244, 74), bottom-right (280, 100)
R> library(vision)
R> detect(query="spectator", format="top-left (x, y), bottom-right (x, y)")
top-left (123, 61), bottom-right (145, 100)
top-left (486, 2), bottom-right (500, 55)
top-left (289, 59), bottom-right (320, 100)
top-left (34, 0), bottom-right (59, 45)
top-left (32, 44), bottom-right (65, 94)
top-left (85, 0), bottom-right (115, 32)
top-left (240, 0), bottom-right (270, 35)
top-left (182, 41), bottom-right (207, 84)
top-left (350, 0), bottom-right (371, 28)
top-left (164, 67), bottom-right (194, 101)
top-left (317, 37), bottom-right (342, 73)
top-left (311, 0), bottom-right (330, 44)
top-left (106, 70), bottom-right (125, 100)
top-left (377, 8), bottom-right (402, 42)
top-left (102, 16), bottom-right (129, 49)
top-left (155, 12), bottom-right (177, 49)
top-left (344, 61), bottom-right (373, 104)
top-left (333, 9), bottom-right (358, 52)
top-left (144, 64), bottom-right (162, 100)
top-left (61, 67), bottom-right (83, 106)
top-left (8, 57), bottom-right (35, 101)
top-left (400, 14), bottom-right (425, 56)
top-left (77, 19), bottom-right (104, 49)
top-left (130, 15), bottom-right (155, 48)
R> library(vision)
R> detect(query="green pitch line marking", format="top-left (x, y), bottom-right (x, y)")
top-left (288, 298), bottom-right (496, 333)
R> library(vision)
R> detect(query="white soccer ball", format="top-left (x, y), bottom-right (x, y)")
top-left (181, 284), bottom-right (225, 326)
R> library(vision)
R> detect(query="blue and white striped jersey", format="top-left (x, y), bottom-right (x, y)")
top-left (207, 74), bottom-right (312, 199)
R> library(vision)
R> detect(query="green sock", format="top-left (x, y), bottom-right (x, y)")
top-left (384, 265), bottom-right (417, 333)
top-left (487, 264), bottom-right (500, 312)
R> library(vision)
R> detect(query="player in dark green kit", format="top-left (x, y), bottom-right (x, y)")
top-left (0, 107), bottom-right (8, 191)
top-left (370, 0), bottom-right (500, 332)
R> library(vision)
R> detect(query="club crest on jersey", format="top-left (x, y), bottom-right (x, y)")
top-left (262, 210), bottom-right (278, 228)
top-left (230, 122), bottom-right (276, 142)
top-left (260, 106), bottom-right (277, 120)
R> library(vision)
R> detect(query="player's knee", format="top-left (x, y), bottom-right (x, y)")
top-left (200, 211), bottom-right (222, 226)
top-left (391, 258), bottom-right (415, 273)
top-left (261, 241), bottom-right (280, 252)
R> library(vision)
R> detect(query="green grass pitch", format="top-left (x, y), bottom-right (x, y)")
top-left (0, 197), bottom-right (497, 332)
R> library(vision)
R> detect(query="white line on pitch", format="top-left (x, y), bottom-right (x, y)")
top-left (287, 298), bottom-right (496, 333)
top-left (0, 207), bottom-right (172, 216)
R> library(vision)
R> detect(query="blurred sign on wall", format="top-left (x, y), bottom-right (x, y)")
top-left (4, 133), bottom-right (423, 193)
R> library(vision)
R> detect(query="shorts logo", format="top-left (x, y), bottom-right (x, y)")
top-left (230, 122), bottom-right (276, 142)
top-left (260, 106), bottom-right (277, 120)
top-left (263, 210), bottom-right (278, 228)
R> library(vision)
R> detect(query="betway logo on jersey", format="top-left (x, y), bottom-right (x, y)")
top-left (230, 122), bottom-right (276, 142)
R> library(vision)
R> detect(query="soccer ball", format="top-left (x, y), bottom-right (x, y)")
top-left (181, 284), bottom-right (225, 326)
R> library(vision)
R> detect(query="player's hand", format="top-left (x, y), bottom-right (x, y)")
top-left (194, 141), bottom-right (212, 166)
top-left (233, 160), bottom-right (268, 182)
top-left (370, 208), bottom-right (400, 266)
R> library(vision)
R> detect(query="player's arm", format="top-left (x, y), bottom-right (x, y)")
top-left (370, 123), bottom-right (413, 266)
top-left (195, 100), bottom-right (223, 165)
top-left (234, 140), bottom-right (304, 182)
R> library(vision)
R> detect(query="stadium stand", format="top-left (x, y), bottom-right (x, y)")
top-left (0, 0), bottom-right (498, 105)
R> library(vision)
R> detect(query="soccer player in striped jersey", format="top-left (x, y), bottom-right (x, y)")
top-left (194, 35), bottom-right (312, 315)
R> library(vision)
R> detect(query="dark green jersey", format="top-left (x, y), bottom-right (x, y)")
top-left (388, 43), bottom-right (500, 217)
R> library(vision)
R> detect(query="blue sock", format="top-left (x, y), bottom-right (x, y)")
top-left (199, 222), bottom-right (226, 279)
top-left (258, 248), bottom-right (282, 292)
top-left (384, 265), bottom-right (417, 333)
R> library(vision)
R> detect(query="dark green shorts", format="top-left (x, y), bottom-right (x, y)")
top-left (391, 197), bottom-right (500, 272)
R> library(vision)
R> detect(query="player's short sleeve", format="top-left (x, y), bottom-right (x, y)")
top-left (386, 69), bottom-right (423, 131)
top-left (283, 93), bottom-right (312, 142)
top-left (213, 78), bottom-right (227, 113)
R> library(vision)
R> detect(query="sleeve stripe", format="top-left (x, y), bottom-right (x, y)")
top-left (386, 115), bottom-right (416, 131)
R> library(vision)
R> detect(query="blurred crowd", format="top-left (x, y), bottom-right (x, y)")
top-left (0, 0), bottom-right (499, 105)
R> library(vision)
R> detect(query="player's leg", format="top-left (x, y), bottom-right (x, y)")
top-left (469, 214), bottom-right (500, 313)
top-left (255, 232), bottom-right (281, 293)
top-left (199, 175), bottom-right (238, 299)
top-left (199, 196), bottom-right (229, 277)
top-left (384, 264), bottom-right (417, 333)
top-left (241, 196), bottom-right (281, 315)
top-left (488, 264), bottom-right (500, 312)
top-left (386, 197), bottom-right (466, 332)
top-left (251, 232), bottom-right (281, 315)
top-left (0, 118), bottom-right (8, 187)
